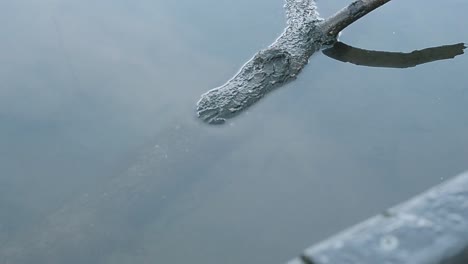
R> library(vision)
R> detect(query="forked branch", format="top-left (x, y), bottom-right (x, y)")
top-left (196, 0), bottom-right (393, 124)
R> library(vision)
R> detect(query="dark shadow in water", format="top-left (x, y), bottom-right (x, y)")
top-left (323, 42), bottom-right (466, 68)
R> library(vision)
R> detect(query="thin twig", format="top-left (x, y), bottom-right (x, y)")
top-left (320, 0), bottom-right (392, 37)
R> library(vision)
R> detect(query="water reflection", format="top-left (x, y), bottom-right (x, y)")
top-left (323, 42), bottom-right (466, 68)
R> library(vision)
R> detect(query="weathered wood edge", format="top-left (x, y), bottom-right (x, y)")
top-left (287, 171), bottom-right (468, 264)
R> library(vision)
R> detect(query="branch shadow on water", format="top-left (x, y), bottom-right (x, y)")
top-left (323, 42), bottom-right (466, 68)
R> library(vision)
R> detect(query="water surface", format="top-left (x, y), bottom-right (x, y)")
top-left (1, 0), bottom-right (467, 263)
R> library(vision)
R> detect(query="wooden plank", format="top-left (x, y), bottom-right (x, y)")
top-left (288, 171), bottom-right (468, 264)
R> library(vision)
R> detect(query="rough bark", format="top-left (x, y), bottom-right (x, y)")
top-left (197, 0), bottom-right (325, 124)
top-left (197, 0), bottom-right (392, 124)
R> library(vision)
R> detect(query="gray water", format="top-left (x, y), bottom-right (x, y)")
top-left (1, 0), bottom-right (467, 263)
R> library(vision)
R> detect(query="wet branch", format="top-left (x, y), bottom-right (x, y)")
top-left (196, 0), bottom-right (394, 124)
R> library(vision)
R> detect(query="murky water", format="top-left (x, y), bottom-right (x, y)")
top-left (1, 0), bottom-right (467, 263)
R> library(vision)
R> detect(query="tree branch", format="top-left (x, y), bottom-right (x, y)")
top-left (319, 0), bottom-right (392, 38)
top-left (196, 0), bottom-right (394, 124)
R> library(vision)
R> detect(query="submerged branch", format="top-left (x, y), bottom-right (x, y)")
top-left (196, 0), bottom-right (393, 124)
top-left (196, 0), bottom-right (464, 124)
top-left (197, 0), bottom-right (323, 124)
